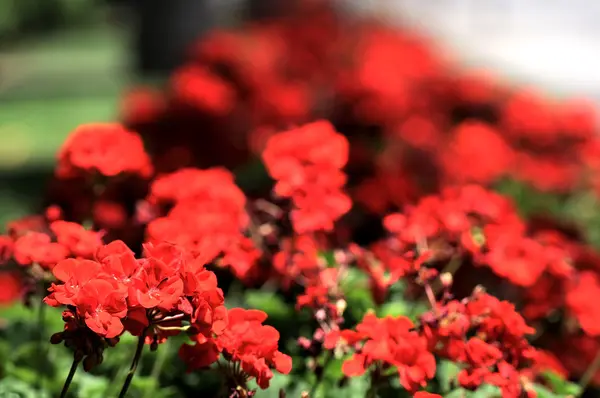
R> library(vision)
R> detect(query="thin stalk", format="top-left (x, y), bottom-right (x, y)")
top-left (308, 351), bottom-right (332, 397)
top-left (118, 330), bottom-right (148, 398)
top-left (35, 295), bottom-right (47, 392)
top-left (578, 349), bottom-right (600, 396)
top-left (60, 357), bottom-right (81, 398)
top-left (143, 340), bottom-right (171, 398)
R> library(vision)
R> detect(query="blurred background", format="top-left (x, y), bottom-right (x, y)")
top-left (0, 0), bottom-right (598, 225)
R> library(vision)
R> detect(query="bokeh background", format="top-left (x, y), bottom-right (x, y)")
top-left (1, 1), bottom-right (599, 396)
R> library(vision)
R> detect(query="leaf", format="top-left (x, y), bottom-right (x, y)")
top-left (437, 360), bottom-right (461, 393)
top-left (245, 291), bottom-right (293, 319)
top-left (76, 374), bottom-right (111, 398)
top-left (541, 371), bottom-right (582, 396)
top-left (0, 377), bottom-right (51, 398)
top-left (322, 357), bottom-right (345, 382)
top-left (340, 268), bottom-right (374, 321)
top-left (346, 375), bottom-right (370, 398)
top-left (532, 383), bottom-right (560, 398)
top-left (470, 384), bottom-right (501, 398)
top-left (444, 388), bottom-right (468, 398)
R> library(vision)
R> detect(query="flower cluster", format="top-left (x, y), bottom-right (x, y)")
top-left (145, 167), bottom-right (261, 281)
top-left (262, 120), bottom-right (351, 234)
top-left (420, 288), bottom-right (544, 397)
top-left (4, 2), bottom-right (600, 397)
top-left (377, 185), bottom-right (572, 290)
top-left (44, 239), bottom-right (289, 390)
top-left (180, 308), bottom-right (292, 390)
top-left (56, 123), bottom-right (153, 180)
top-left (325, 312), bottom-right (436, 393)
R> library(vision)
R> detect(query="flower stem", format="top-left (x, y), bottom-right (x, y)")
top-left (118, 330), bottom-right (148, 398)
top-left (578, 348), bottom-right (600, 396)
top-left (60, 357), bottom-right (81, 398)
top-left (143, 340), bottom-right (171, 398)
top-left (35, 294), bottom-right (47, 392)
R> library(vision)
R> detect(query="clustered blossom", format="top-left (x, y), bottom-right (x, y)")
top-left (262, 120), bottom-right (351, 233)
top-left (180, 308), bottom-right (292, 390)
top-left (325, 312), bottom-right (436, 393)
top-left (420, 289), bottom-right (544, 397)
top-left (44, 240), bottom-right (290, 388)
top-left (55, 123), bottom-right (153, 179)
top-left (4, 2), bottom-right (600, 396)
top-left (0, 219), bottom-right (103, 276)
top-left (145, 167), bottom-right (261, 281)
top-left (377, 185), bottom-right (573, 290)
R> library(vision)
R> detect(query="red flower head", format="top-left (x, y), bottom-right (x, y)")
top-left (442, 121), bottom-right (513, 185)
top-left (13, 231), bottom-right (68, 270)
top-left (566, 271), bottom-right (600, 336)
top-left (216, 308), bottom-right (292, 389)
top-left (50, 221), bottom-right (103, 259)
top-left (262, 120), bottom-right (351, 233)
top-left (56, 123), bottom-right (152, 179)
top-left (76, 278), bottom-right (128, 338)
top-left (171, 66), bottom-right (235, 116)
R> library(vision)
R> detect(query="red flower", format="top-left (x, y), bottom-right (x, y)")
top-left (178, 340), bottom-right (220, 371)
top-left (215, 308), bottom-right (292, 389)
top-left (464, 338), bottom-right (503, 368)
top-left (484, 234), bottom-right (548, 287)
top-left (566, 271), bottom-right (600, 336)
top-left (50, 221), bottom-right (103, 259)
top-left (56, 123), bottom-right (152, 179)
top-left (171, 66), bottom-right (235, 116)
top-left (0, 271), bottom-right (23, 305)
top-left (149, 167), bottom-right (245, 209)
top-left (0, 235), bottom-right (13, 265)
top-left (129, 257), bottom-right (184, 311)
top-left (76, 278), bottom-right (128, 338)
top-left (442, 121), bottom-right (513, 184)
top-left (45, 258), bottom-right (104, 306)
top-left (13, 232), bottom-right (68, 270)
top-left (413, 393), bottom-right (441, 398)
top-left (262, 120), bottom-right (351, 233)
top-left (120, 86), bottom-right (165, 125)
top-left (333, 313), bottom-right (436, 392)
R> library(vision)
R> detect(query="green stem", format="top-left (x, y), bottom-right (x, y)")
top-left (35, 295), bottom-right (47, 392)
top-left (118, 330), bottom-right (148, 398)
top-left (60, 357), bottom-right (81, 398)
top-left (578, 349), bottom-right (600, 396)
top-left (143, 340), bottom-right (171, 398)
top-left (308, 351), bottom-right (332, 397)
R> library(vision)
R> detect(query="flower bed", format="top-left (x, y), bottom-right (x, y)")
top-left (1, 2), bottom-right (600, 397)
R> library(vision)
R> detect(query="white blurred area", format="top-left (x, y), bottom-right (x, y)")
top-left (341, 0), bottom-right (600, 101)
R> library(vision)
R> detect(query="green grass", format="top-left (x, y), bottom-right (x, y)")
top-left (0, 25), bottom-right (126, 171)
top-left (0, 96), bottom-right (118, 170)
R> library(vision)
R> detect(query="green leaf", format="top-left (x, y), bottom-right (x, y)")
top-left (346, 375), bottom-right (370, 398)
top-left (245, 291), bottom-right (293, 319)
top-left (340, 268), bottom-right (374, 321)
top-left (437, 360), bottom-right (461, 393)
top-left (378, 301), bottom-right (411, 317)
top-left (0, 377), bottom-right (51, 398)
top-left (444, 388), bottom-right (468, 398)
top-left (532, 383), bottom-right (560, 398)
top-left (470, 384), bottom-right (501, 398)
top-left (76, 374), bottom-right (110, 398)
top-left (541, 371), bottom-right (582, 396)
top-left (323, 357), bottom-right (345, 382)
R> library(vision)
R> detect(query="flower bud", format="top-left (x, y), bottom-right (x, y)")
top-left (50, 332), bottom-right (64, 345)
top-left (440, 272), bottom-right (453, 287)
top-left (315, 309), bottom-right (327, 322)
top-left (298, 337), bottom-right (312, 350)
top-left (335, 299), bottom-right (347, 316)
